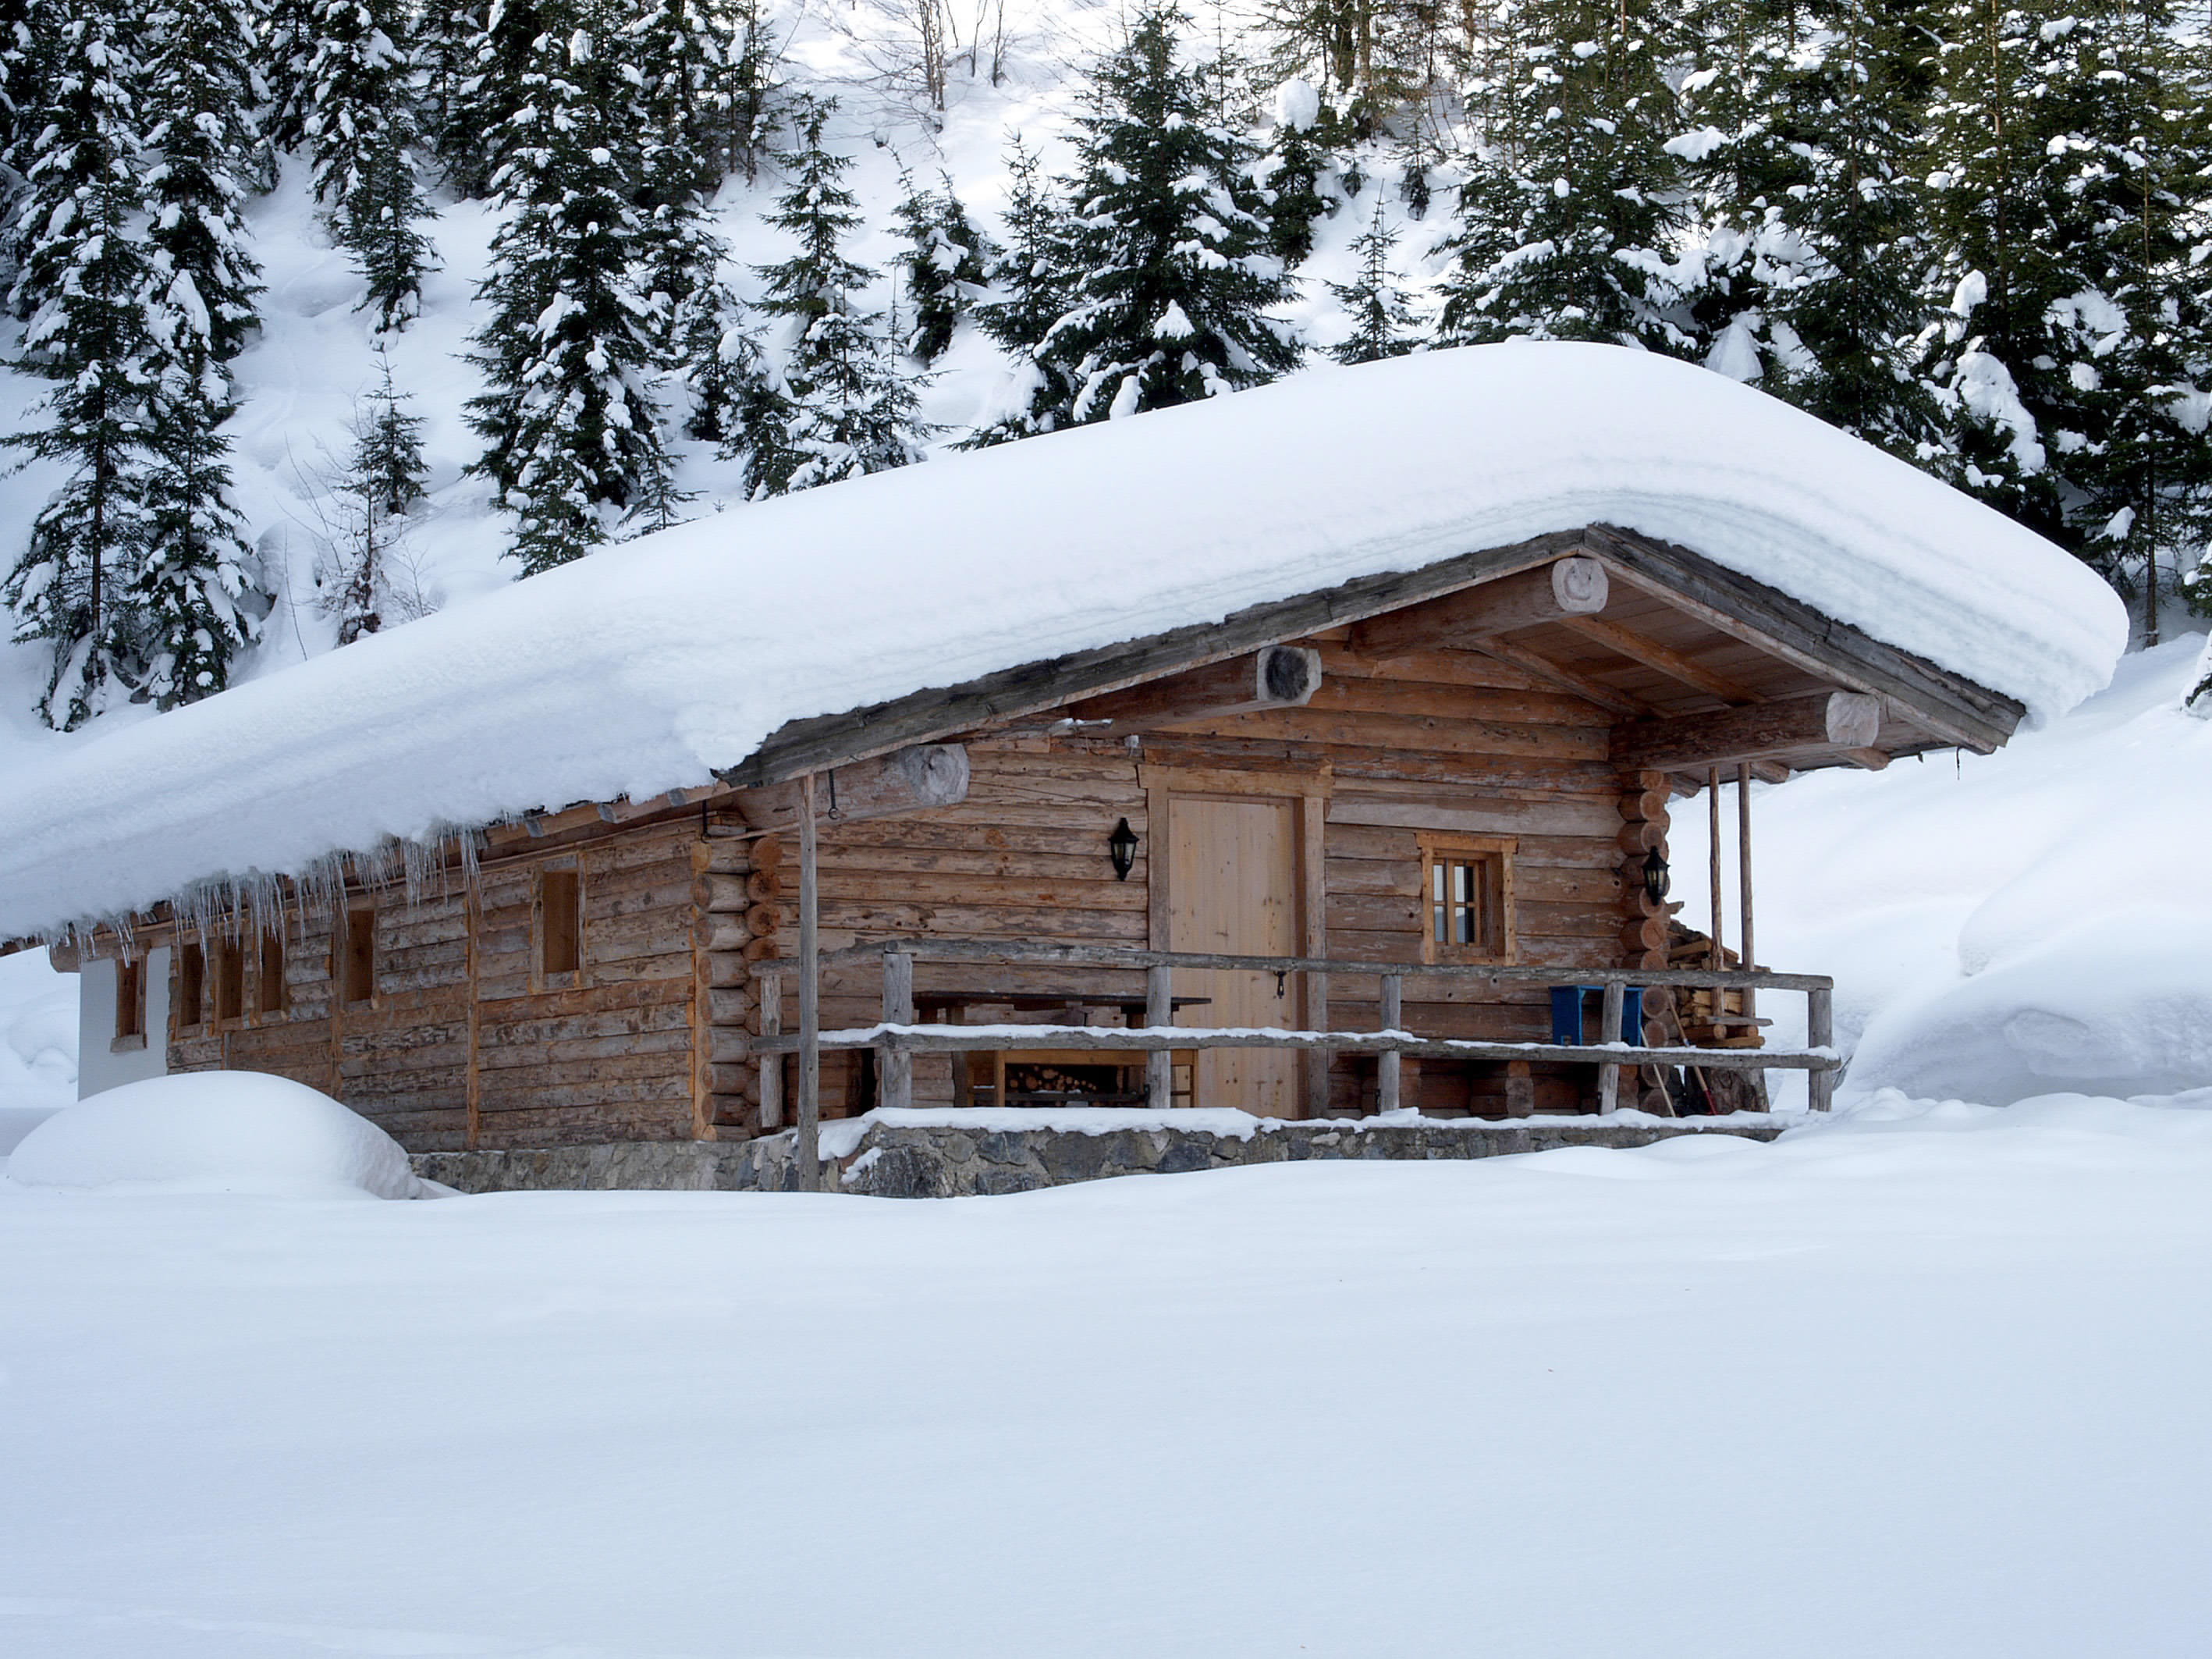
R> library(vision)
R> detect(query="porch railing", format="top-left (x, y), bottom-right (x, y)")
top-left (752, 940), bottom-right (1839, 1121)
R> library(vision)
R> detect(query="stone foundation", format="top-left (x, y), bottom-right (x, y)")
top-left (412, 1113), bottom-right (1789, 1198)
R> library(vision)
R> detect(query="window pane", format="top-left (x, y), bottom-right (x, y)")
top-left (1433, 903), bottom-right (1447, 943)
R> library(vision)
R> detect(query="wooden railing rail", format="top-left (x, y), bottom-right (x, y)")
top-left (757, 938), bottom-right (1833, 993)
top-left (753, 938), bottom-right (1841, 1117)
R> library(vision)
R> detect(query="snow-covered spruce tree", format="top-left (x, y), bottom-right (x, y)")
top-left (135, 0), bottom-right (270, 707)
top-left (0, 0), bottom-right (51, 185)
top-left (1328, 193), bottom-right (1422, 361)
top-left (1678, 0), bottom-right (1944, 457)
top-left (438, 0), bottom-right (554, 198)
top-left (744, 94), bottom-right (930, 496)
top-left (144, 0), bottom-right (264, 365)
top-left (466, 4), bottom-right (671, 572)
top-left (2030, 2), bottom-right (2212, 638)
top-left (625, 0), bottom-right (766, 448)
top-left (1436, 0), bottom-right (1688, 352)
top-left (1028, 3), bottom-right (1301, 429)
top-left (893, 168), bottom-right (990, 362)
top-left (2, 2), bottom-right (161, 727)
top-left (963, 131), bottom-right (1076, 447)
top-left (416, 1), bottom-right (493, 193)
top-left (1262, 76), bottom-right (1334, 264)
top-left (627, 0), bottom-right (732, 207)
top-left (319, 346), bottom-right (428, 642)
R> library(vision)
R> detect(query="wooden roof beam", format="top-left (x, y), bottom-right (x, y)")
top-left (1614, 692), bottom-right (1880, 771)
top-left (1056, 645), bottom-right (1322, 738)
top-left (1557, 613), bottom-right (1759, 704)
top-left (1350, 556), bottom-right (1607, 659)
top-left (720, 744), bottom-right (972, 832)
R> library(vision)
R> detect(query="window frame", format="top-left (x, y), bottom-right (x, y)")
top-left (1415, 833), bottom-right (1518, 965)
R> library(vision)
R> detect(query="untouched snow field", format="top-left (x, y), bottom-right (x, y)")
top-left (4, 1091), bottom-right (2212, 1657)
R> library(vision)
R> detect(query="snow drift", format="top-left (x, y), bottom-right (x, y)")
top-left (0, 342), bottom-right (2125, 940)
top-left (5, 1071), bottom-right (426, 1198)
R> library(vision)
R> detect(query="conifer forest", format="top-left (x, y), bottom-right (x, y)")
top-left (1, 0), bottom-right (2207, 730)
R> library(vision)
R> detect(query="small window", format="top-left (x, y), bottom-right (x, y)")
top-left (214, 937), bottom-right (246, 1024)
top-left (176, 940), bottom-right (205, 1028)
top-left (538, 866), bottom-right (581, 979)
top-left (340, 902), bottom-right (376, 1006)
top-left (1418, 834), bottom-right (1516, 964)
top-left (114, 957), bottom-right (144, 1042)
top-left (257, 929), bottom-right (287, 1015)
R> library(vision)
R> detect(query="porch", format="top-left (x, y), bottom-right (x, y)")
top-left (748, 938), bottom-right (1839, 1188)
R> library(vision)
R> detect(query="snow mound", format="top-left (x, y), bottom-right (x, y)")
top-left (0, 343), bottom-right (2125, 941)
top-left (5, 1071), bottom-right (428, 1199)
top-left (1842, 913), bottom-right (2212, 1107)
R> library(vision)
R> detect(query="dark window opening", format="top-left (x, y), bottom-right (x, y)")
top-left (540, 868), bottom-right (581, 979)
top-left (257, 930), bottom-right (286, 1015)
top-left (176, 941), bottom-right (204, 1028)
top-left (342, 904), bottom-right (376, 1006)
top-left (115, 958), bottom-right (144, 1040)
top-left (214, 938), bottom-right (245, 1024)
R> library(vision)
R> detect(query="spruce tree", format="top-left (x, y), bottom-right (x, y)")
top-left (1029, 3), bottom-right (1301, 428)
top-left (320, 346), bottom-right (428, 642)
top-left (1328, 194), bottom-right (1422, 362)
top-left (137, 0), bottom-right (269, 708)
top-left (745, 95), bottom-right (930, 496)
top-left (2032, 2), bottom-right (2212, 638)
top-left (2, 1), bottom-right (162, 726)
top-left (1681, 0), bottom-right (1944, 456)
top-left (964, 132), bottom-right (1076, 447)
top-left (466, 2), bottom-right (671, 572)
top-left (893, 168), bottom-right (990, 362)
top-left (1262, 76), bottom-right (1334, 264)
top-left (300, 0), bottom-right (437, 329)
top-left (1436, 0), bottom-right (1688, 351)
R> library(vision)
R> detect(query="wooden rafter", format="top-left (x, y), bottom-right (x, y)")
top-left (1557, 613), bottom-right (1759, 704)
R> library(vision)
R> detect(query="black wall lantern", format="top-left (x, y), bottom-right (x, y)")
top-left (1108, 817), bottom-right (1140, 881)
top-left (1642, 847), bottom-right (1671, 904)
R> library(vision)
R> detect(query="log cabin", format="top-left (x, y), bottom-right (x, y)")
top-left (0, 345), bottom-right (2125, 1182)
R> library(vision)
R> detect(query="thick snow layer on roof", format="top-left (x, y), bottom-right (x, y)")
top-left (0, 343), bottom-right (2125, 939)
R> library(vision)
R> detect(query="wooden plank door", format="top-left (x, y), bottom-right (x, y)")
top-left (1166, 794), bottom-right (1300, 1117)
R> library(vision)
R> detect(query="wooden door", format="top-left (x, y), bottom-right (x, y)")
top-left (1166, 794), bottom-right (1300, 1117)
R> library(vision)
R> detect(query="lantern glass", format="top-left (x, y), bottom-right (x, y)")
top-left (1642, 847), bottom-right (1671, 904)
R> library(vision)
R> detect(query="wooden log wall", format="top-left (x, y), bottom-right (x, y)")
top-left (157, 623), bottom-right (1664, 1142)
top-left (166, 819), bottom-right (708, 1151)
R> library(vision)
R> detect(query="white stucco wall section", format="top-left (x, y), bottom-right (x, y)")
top-left (78, 948), bottom-right (169, 1098)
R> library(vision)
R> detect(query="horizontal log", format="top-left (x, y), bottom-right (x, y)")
top-left (724, 744), bottom-right (971, 831)
top-left (695, 873), bottom-right (750, 914)
top-left (705, 986), bottom-right (752, 1025)
top-left (765, 938), bottom-right (1831, 991)
top-left (1612, 692), bottom-right (1883, 770)
top-left (1060, 645), bottom-right (1323, 738)
top-left (1617, 819), bottom-right (1667, 854)
top-left (761, 1022), bottom-right (1834, 1073)
top-left (1350, 557), bottom-right (1608, 658)
top-left (708, 1029), bottom-right (752, 1065)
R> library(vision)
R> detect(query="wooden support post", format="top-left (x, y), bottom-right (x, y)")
top-left (1807, 986), bottom-right (1835, 1112)
top-left (1144, 964), bottom-right (1172, 1110)
top-left (1707, 767), bottom-right (1723, 972)
top-left (796, 773), bottom-right (821, 1191)
top-left (1597, 980), bottom-right (1625, 1115)
top-left (1376, 973), bottom-right (1403, 1114)
top-left (1737, 761), bottom-right (1756, 1023)
top-left (879, 950), bottom-right (914, 1110)
top-left (757, 971), bottom-right (783, 1128)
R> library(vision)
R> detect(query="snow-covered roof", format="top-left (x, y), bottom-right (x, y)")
top-left (0, 343), bottom-right (2126, 941)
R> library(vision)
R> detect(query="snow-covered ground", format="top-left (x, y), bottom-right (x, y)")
top-left (3, 1091), bottom-right (2210, 1657)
